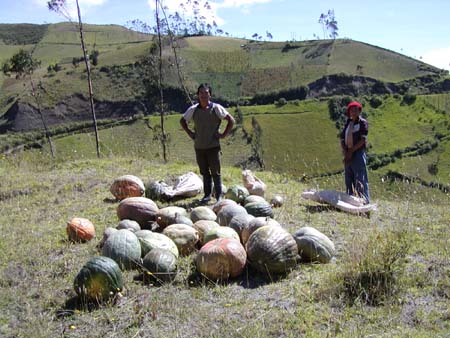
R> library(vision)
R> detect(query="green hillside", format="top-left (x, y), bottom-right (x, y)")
top-left (1, 23), bottom-right (446, 112)
top-left (1, 23), bottom-right (449, 190)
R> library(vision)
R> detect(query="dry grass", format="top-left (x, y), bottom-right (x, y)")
top-left (0, 155), bottom-right (449, 337)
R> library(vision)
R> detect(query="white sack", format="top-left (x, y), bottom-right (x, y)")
top-left (301, 189), bottom-right (377, 214)
top-left (242, 169), bottom-right (266, 196)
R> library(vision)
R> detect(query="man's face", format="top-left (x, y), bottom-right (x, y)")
top-left (198, 88), bottom-right (211, 105)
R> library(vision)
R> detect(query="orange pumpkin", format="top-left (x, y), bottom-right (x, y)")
top-left (110, 175), bottom-right (145, 201)
top-left (67, 217), bottom-right (96, 242)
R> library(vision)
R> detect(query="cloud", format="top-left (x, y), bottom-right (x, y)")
top-left (422, 46), bottom-right (450, 70)
top-left (218, 0), bottom-right (272, 8)
top-left (46, 0), bottom-right (107, 19)
top-left (146, 0), bottom-right (273, 25)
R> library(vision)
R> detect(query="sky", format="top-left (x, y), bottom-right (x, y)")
top-left (1, 0), bottom-right (449, 70)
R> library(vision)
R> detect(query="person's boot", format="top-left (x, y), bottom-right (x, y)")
top-left (213, 175), bottom-right (222, 201)
top-left (200, 175), bottom-right (212, 204)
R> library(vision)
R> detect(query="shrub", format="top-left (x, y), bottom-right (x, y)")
top-left (322, 230), bottom-right (410, 306)
top-left (369, 96), bottom-right (383, 108)
top-left (401, 93), bottom-right (417, 105)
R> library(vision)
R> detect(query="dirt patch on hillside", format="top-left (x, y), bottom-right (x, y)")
top-left (0, 94), bottom-right (148, 132)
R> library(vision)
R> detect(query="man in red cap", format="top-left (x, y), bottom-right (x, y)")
top-left (340, 101), bottom-right (370, 203)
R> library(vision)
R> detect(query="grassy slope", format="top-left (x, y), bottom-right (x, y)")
top-left (6, 94), bottom-right (449, 185)
top-left (0, 24), bottom-right (443, 109)
top-left (0, 155), bottom-right (448, 337)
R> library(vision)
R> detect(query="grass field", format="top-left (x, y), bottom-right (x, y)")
top-left (0, 154), bottom-right (448, 337)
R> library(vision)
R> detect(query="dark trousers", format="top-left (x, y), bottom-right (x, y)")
top-left (195, 147), bottom-right (222, 198)
top-left (344, 149), bottom-right (370, 203)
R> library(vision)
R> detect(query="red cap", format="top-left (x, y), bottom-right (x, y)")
top-left (346, 101), bottom-right (362, 116)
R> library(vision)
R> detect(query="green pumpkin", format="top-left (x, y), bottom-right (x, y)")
top-left (246, 225), bottom-right (298, 275)
top-left (74, 256), bottom-right (123, 301)
top-left (203, 226), bottom-right (240, 244)
top-left (190, 206), bottom-right (217, 223)
top-left (224, 185), bottom-right (249, 204)
top-left (142, 248), bottom-right (177, 283)
top-left (244, 201), bottom-right (274, 218)
top-left (292, 227), bottom-right (335, 263)
top-left (135, 230), bottom-right (179, 258)
top-left (101, 229), bottom-right (142, 270)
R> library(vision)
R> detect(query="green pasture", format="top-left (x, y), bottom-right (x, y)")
top-left (0, 153), bottom-right (448, 337)
top-left (382, 138), bottom-right (450, 184)
top-left (328, 40), bottom-right (437, 82)
top-left (367, 96), bottom-right (450, 154)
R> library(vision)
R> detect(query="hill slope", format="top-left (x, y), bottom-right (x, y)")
top-left (1, 23), bottom-right (448, 129)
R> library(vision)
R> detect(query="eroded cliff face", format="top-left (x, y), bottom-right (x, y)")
top-left (0, 94), bottom-right (148, 132)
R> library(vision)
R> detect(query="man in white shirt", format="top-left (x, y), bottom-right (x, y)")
top-left (180, 83), bottom-right (235, 203)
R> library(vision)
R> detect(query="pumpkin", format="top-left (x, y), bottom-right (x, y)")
top-left (203, 226), bottom-right (240, 244)
top-left (228, 213), bottom-right (255, 241)
top-left (212, 198), bottom-right (238, 214)
top-left (292, 227), bottom-right (335, 263)
top-left (145, 180), bottom-right (168, 201)
top-left (270, 195), bottom-right (284, 208)
top-left (196, 238), bottom-right (247, 280)
top-left (135, 230), bottom-right (179, 258)
top-left (117, 219), bottom-right (141, 232)
top-left (74, 256), bottom-right (123, 301)
top-left (193, 220), bottom-right (221, 246)
top-left (241, 217), bottom-right (281, 245)
top-left (142, 248), bottom-right (177, 283)
top-left (117, 197), bottom-right (159, 229)
top-left (67, 217), bottom-right (95, 242)
top-left (110, 175), bottom-right (145, 200)
top-left (224, 185), bottom-right (249, 204)
top-left (97, 227), bottom-right (118, 250)
top-left (244, 201), bottom-right (274, 218)
top-left (101, 229), bottom-right (141, 270)
top-left (246, 225), bottom-right (298, 275)
top-left (216, 204), bottom-right (248, 227)
top-left (156, 206), bottom-right (188, 229)
top-left (190, 206), bottom-right (217, 223)
top-left (244, 195), bottom-right (267, 205)
top-left (163, 224), bottom-right (199, 256)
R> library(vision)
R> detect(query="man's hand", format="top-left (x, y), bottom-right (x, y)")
top-left (343, 148), bottom-right (353, 164)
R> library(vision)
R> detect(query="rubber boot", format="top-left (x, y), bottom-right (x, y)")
top-left (201, 175), bottom-right (212, 204)
top-left (213, 175), bottom-right (222, 201)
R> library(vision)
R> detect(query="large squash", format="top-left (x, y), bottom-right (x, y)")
top-left (203, 226), bottom-right (240, 244)
top-left (224, 185), bottom-right (249, 204)
top-left (227, 213), bottom-right (255, 241)
top-left (142, 248), bottom-right (177, 283)
top-left (97, 227), bottom-right (118, 250)
top-left (212, 199), bottom-right (238, 214)
top-left (135, 230), bottom-right (179, 258)
top-left (101, 229), bottom-right (142, 270)
top-left (244, 201), bottom-right (274, 218)
top-left (193, 220), bottom-right (221, 246)
top-left (292, 227), bottom-right (335, 263)
top-left (190, 206), bottom-right (217, 223)
top-left (162, 224), bottom-right (199, 256)
top-left (66, 217), bottom-right (95, 243)
top-left (243, 195), bottom-right (267, 205)
top-left (117, 219), bottom-right (141, 232)
top-left (196, 238), bottom-right (247, 280)
top-left (74, 256), bottom-right (123, 301)
top-left (246, 225), bottom-right (298, 275)
top-left (156, 206), bottom-right (188, 229)
top-left (216, 204), bottom-right (248, 227)
top-left (117, 197), bottom-right (159, 229)
top-left (241, 217), bottom-right (281, 245)
top-left (110, 175), bottom-right (145, 200)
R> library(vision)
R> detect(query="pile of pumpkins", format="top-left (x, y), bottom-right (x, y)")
top-left (67, 174), bottom-right (335, 302)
